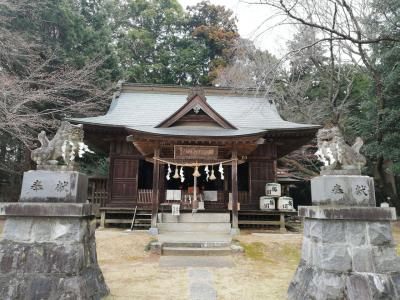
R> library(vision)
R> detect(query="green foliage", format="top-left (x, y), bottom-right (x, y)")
top-left (113, 0), bottom-right (238, 85)
top-left (1, 0), bottom-right (120, 82)
top-left (342, 0), bottom-right (400, 176)
top-left (2, 0), bottom-right (240, 85)
top-left (187, 0), bottom-right (239, 83)
top-left (114, 0), bottom-right (185, 83)
top-left (345, 50), bottom-right (400, 175)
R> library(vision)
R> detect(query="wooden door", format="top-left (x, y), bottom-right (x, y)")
top-left (109, 158), bottom-right (138, 207)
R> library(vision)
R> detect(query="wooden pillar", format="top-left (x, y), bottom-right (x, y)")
top-left (150, 147), bottom-right (160, 231)
top-left (231, 149), bottom-right (239, 232)
top-left (106, 141), bottom-right (115, 208)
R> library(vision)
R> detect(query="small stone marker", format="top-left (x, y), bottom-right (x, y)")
top-left (288, 128), bottom-right (400, 299)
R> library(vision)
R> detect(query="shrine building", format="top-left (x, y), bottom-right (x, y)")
top-left (70, 83), bottom-right (320, 233)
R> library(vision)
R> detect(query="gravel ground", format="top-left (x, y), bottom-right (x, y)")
top-left (96, 228), bottom-right (303, 300)
top-left (98, 225), bottom-right (400, 300)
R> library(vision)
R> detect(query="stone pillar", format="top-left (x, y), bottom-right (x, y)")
top-left (288, 172), bottom-right (400, 300)
top-left (0, 170), bottom-right (109, 299)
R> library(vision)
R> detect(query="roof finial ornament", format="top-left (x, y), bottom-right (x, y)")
top-left (187, 86), bottom-right (206, 102)
top-left (112, 80), bottom-right (125, 101)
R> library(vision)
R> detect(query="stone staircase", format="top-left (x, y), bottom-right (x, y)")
top-left (157, 213), bottom-right (234, 256)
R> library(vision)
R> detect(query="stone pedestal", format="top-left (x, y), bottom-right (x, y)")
top-left (0, 171), bottom-right (109, 299)
top-left (288, 175), bottom-right (400, 300)
top-left (20, 170), bottom-right (88, 203)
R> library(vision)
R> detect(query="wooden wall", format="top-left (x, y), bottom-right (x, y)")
top-left (246, 143), bottom-right (277, 210)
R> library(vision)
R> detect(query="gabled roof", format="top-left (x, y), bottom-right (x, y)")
top-left (69, 83), bottom-right (320, 137)
top-left (156, 87), bottom-right (236, 129)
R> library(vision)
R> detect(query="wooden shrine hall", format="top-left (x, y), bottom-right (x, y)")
top-left (70, 83), bottom-right (319, 234)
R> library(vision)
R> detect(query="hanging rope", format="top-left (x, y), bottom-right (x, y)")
top-left (152, 157), bottom-right (237, 167)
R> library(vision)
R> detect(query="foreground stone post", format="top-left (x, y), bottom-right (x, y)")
top-left (288, 171), bottom-right (400, 299)
top-left (0, 170), bottom-right (109, 299)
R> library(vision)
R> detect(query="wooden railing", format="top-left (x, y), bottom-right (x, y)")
top-left (88, 178), bottom-right (251, 209)
top-left (88, 178), bottom-right (108, 206)
top-left (88, 178), bottom-right (108, 216)
top-left (138, 189), bottom-right (152, 203)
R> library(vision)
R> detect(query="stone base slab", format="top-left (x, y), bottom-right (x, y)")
top-left (320, 169), bottom-right (361, 176)
top-left (311, 175), bottom-right (375, 206)
top-left (0, 266), bottom-right (109, 299)
top-left (288, 260), bottom-right (400, 300)
top-left (299, 206), bottom-right (397, 221)
top-left (20, 170), bottom-right (88, 203)
top-left (2, 217), bottom-right (96, 243)
top-left (36, 164), bottom-right (77, 171)
top-left (0, 203), bottom-right (93, 217)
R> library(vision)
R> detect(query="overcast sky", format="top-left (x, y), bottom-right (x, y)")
top-left (178, 0), bottom-right (293, 57)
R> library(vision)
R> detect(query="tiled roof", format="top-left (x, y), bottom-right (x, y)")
top-left (69, 84), bottom-right (320, 136)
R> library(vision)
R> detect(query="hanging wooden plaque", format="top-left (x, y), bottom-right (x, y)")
top-left (174, 145), bottom-right (218, 160)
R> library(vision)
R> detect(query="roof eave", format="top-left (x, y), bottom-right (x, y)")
top-left (126, 127), bottom-right (268, 139)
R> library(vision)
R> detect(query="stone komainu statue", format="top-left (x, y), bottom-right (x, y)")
top-left (31, 121), bottom-right (92, 167)
top-left (315, 126), bottom-right (366, 170)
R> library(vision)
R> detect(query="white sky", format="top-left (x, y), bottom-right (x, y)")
top-left (178, 0), bottom-right (294, 57)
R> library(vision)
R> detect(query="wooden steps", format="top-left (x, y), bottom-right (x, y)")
top-left (99, 207), bottom-right (151, 229)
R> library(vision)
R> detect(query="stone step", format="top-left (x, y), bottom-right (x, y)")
top-left (158, 232), bottom-right (232, 244)
top-left (159, 213), bottom-right (230, 223)
top-left (157, 222), bottom-right (231, 233)
top-left (163, 241), bottom-right (231, 248)
top-left (162, 246), bottom-right (232, 256)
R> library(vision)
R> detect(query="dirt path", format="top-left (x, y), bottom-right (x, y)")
top-left (97, 229), bottom-right (302, 300)
top-left (97, 225), bottom-right (400, 300)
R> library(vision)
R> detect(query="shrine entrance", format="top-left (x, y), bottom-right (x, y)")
top-left (136, 143), bottom-right (243, 234)
top-left (161, 161), bottom-right (239, 213)
top-left (162, 164), bottom-right (227, 211)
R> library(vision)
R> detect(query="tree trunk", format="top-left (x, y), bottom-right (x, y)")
top-left (372, 73), bottom-right (400, 209)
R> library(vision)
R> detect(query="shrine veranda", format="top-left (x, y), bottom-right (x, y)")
top-left (70, 84), bottom-right (320, 230)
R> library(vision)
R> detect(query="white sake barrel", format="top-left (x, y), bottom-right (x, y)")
top-left (265, 183), bottom-right (281, 197)
top-left (278, 196), bottom-right (294, 210)
top-left (260, 196), bottom-right (275, 210)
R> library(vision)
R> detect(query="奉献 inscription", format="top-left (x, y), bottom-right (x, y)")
top-left (355, 184), bottom-right (368, 196)
top-left (55, 181), bottom-right (69, 193)
top-left (30, 180), bottom-right (44, 191)
top-left (331, 184), bottom-right (344, 194)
